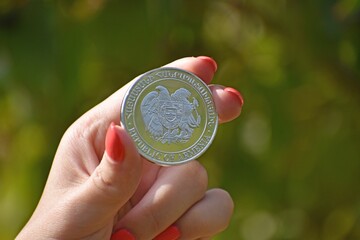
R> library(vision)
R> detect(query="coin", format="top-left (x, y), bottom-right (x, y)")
top-left (120, 67), bottom-right (218, 165)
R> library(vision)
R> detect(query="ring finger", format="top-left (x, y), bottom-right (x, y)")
top-left (173, 188), bottom-right (234, 240)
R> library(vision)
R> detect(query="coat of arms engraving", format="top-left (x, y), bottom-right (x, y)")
top-left (140, 86), bottom-right (201, 144)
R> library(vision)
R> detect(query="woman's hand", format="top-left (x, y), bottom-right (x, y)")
top-left (17, 56), bottom-right (244, 240)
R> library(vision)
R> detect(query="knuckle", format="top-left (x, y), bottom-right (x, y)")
top-left (211, 188), bottom-right (234, 231)
top-left (91, 168), bottom-right (119, 200)
top-left (185, 161), bottom-right (208, 194)
top-left (63, 114), bottom-right (102, 145)
top-left (142, 207), bottom-right (162, 236)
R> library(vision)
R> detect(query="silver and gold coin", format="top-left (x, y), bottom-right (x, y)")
top-left (121, 67), bottom-right (218, 165)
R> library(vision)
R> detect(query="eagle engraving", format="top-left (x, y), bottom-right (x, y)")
top-left (140, 85), bottom-right (201, 144)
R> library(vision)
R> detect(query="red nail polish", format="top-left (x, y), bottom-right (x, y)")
top-left (154, 226), bottom-right (181, 240)
top-left (105, 122), bottom-right (125, 162)
top-left (224, 87), bottom-right (244, 107)
top-left (197, 56), bottom-right (218, 72)
top-left (111, 229), bottom-right (135, 240)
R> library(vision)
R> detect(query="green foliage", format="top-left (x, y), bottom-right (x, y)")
top-left (1, 0), bottom-right (359, 239)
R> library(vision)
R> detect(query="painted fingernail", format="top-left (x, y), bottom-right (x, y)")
top-left (224, 87), bottom-right (244, 107)
top-left (111, 229), bottom-right (135, 240)
top-left (197, 56), bottom-right (218, 72)
top-left (154, 225), bottom-right (181, 240)
top-left (105, 122), bottom-right (125, 162)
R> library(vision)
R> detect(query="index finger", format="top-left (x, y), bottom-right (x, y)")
top-left (105, 56), bottom-right (218, 122)
top-left (72, 56), bottom-right (218, 157)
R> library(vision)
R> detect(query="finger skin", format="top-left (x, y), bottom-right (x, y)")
top-left (210, 85), bottom-right (243, 123)
top-left (175, 188), bottom-right (234, 240)
top-left (163, 57), bottom-right (216, 84)
top-left (114, 161), bottom-right (209, 240)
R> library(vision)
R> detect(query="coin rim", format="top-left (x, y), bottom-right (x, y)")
top-left (120, 67), bottom-right (218, 166)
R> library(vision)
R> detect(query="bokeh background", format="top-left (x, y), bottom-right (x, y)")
top-left (1, 0), bottom-right (360, 239)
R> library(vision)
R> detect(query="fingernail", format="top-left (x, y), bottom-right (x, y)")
top-left (154, 226), bottom-right (181, 240)
top-left (111, 229), bottom-right (135, 240)
top-left (105, 122), bottom-right (125, 162)
top-left (197, 56), bottom-right (218, 72)
top-left (224, 87), bottom-right (244, 107)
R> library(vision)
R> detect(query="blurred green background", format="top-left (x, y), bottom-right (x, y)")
top-left (1, 0), bottom-right (360, 239)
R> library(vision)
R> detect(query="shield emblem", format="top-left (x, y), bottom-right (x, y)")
top-left (159, 101), bottom-right (183, 129)
top-left (164, 107), bottom-right (177, 122)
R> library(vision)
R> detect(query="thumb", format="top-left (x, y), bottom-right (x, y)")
top-left (82, 122), bottom-right (142, 210)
